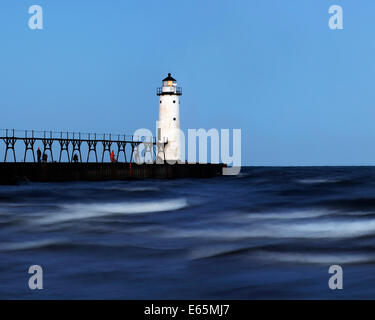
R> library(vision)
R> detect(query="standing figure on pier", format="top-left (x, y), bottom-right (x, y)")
top-left (37, 147), bottom-right (41, 163)
top-left (110, 150), bottom-right (117, 163)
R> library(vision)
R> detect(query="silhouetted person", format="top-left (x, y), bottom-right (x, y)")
top-left (42, 153), bottom-right (48, 163)
top-left (73, 154), bottom-right (79, 163)
top-left (37, 147), bottom-right (41, 163)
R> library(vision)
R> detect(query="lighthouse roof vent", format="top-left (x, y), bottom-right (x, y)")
top-left (162, 73), bottom-right (176, 82)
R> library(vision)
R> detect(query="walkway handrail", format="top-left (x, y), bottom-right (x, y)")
top-left (0, 128), bottom-right (166, 163)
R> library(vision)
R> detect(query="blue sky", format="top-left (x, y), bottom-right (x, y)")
top-left (1, 0), bottom-right (374, 165)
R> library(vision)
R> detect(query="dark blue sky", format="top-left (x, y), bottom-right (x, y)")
top-left (1, 0), bottom-right (374, 165)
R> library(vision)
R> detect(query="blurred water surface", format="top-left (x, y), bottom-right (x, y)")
top-left (1, 167), bottom-right (375, 299)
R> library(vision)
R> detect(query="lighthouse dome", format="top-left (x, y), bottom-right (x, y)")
top-left (162, 73), bottom-right (177, 88)
top-left (157, 73), bottom-right (182, 96)
top-left (162, 73), bottom-right (176, 82)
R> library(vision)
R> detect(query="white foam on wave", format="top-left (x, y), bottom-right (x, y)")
top-left (283, 219), bottom-right (375, 239)
top-left (240, 209), bottom-right (330, 220)
top-left (164, 218), bottom-right (375, 240)
top-left (34, 198), bottom-right (188, 225)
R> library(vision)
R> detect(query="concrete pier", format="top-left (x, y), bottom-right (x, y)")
top-left (0, 163), bottom-right (226, 184)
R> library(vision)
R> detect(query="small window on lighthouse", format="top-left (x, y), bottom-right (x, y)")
top-left (173, 117), bottom-right (176, 121)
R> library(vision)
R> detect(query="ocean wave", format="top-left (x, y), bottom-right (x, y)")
top-left (296, 178), bottom-right (340, 184)
top-left (164, 218), bottom-right (375, 240)
top-left (256, 251), bottom-right (375, 265)
top-left (189, 244), bottom-right (258, 260)
top-left (188, 246), bottom-right (375, 264)
top-left (109, 186), bottom-right (161, 192)
top-left (0, 239), bottom-right (65, 252)
top-left (238, 209), bottom-right (331, 220)
top-left (33, 198), bottom-right (188, 225)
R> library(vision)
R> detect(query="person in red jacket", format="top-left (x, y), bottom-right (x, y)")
top-left (110, 150), bottom-right (116, 163)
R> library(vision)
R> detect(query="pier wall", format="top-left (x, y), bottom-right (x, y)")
top-left (0, 163), bottom-right (225, 184)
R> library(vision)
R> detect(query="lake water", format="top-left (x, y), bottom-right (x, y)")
top-left (1, 166), bottom-right (375, 299)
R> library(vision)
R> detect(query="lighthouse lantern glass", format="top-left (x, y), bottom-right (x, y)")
top-left (163, 80), bottom-right (177, 87)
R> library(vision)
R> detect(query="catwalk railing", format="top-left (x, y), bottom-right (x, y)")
top-left (0, 129), bottom-right (167, 163)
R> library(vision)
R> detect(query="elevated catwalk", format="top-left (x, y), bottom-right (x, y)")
top-left (0, 129), bottom-right (226, 184)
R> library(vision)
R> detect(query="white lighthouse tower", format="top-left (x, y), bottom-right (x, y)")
top-left (157, 73), bottom-right (182, 162)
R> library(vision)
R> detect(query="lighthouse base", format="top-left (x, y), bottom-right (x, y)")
top-left (0, 163), bottom-right (226, 184)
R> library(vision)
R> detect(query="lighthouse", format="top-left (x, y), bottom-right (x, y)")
top-left (157, 73), bottom-right (182, 162)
